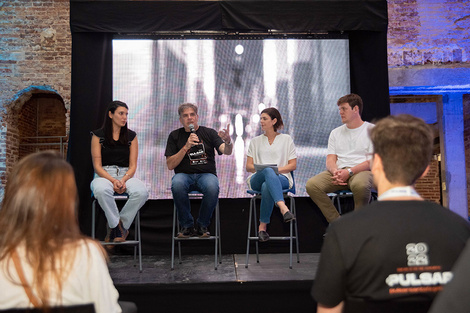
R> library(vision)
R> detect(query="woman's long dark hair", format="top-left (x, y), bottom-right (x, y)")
top-left (102, 100), bottom-right (129, 145)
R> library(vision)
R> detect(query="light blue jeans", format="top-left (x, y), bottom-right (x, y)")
top-left (171, 173), bottom-right (219, 228)
top-left (249, 168), bottom-right (289, 224)
top-left (90, 166), bottom-right (148, 229)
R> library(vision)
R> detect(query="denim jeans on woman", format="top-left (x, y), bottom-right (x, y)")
top-left (249, 167), bottom-right (289, 224)
top-left (90, 166), bottom-right (148, 230)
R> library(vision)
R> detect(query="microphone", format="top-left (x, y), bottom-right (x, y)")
top-left (189, 124), bottom-right (196, 133)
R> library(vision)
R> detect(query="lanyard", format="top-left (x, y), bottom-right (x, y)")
top-left (378, 186), bottom-right (421, 201)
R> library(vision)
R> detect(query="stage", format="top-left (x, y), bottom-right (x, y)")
top-left (109, 253), bottom-right (319, 313)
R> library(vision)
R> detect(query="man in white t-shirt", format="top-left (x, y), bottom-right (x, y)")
top-left (306, 93), bottom-right (374, 222)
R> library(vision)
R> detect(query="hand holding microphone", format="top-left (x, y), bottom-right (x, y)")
top-left (187, 124), bottom-right (200, 147)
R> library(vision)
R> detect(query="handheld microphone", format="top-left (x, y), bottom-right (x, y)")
top-left (189, 124), bottom-right (196, 133)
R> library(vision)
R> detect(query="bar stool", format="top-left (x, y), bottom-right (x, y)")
top-left (92, 193), bottom-right (142, 272)
top-left (245, 172), bottom-right (299, 269)
top-left (328, 189), bottom-right (378, 215)
top-left (328, 189), bottom-right (354, 215)
top-left (171, 191), bottom-right (221, 270)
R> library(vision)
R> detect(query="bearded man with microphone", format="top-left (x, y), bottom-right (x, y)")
top-left (165, 103), bottom-right (232, 238)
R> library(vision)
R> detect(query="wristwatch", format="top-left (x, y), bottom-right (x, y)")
top-left (347, 168), bottom-right (354, 177)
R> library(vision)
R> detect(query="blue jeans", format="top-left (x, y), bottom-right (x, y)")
top-left (171, 173), bottom-right (219, 228)
top-left (249, 168), bottom-right (289, 224)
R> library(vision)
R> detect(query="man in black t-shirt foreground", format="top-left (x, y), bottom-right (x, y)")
top-left (312, 114), bottom-right (470, 313)
top-left (165, 103), bottom-right (232, 237)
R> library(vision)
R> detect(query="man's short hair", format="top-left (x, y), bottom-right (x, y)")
top-left (178, 103), bottom-right (198, 116)
top-left (369, 114), bottom-right (434, 186)
top-left (337, 93), bottom-right (363, 115)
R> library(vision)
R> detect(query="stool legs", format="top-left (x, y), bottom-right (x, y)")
top-left (171, 198), bottom-right (221, 270)
top-left (92, 197), bottom-right (142, 272)
top-left (245, 193), bottom-right (299, 269)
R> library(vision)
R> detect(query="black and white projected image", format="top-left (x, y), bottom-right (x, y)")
top-left (113, 38), bottom-right (350, 199)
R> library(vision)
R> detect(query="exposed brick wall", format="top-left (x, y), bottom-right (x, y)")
top-left (0, 0), bottom-right (71, 197)
top-left (388, 0), bottom-right (469, 212)
top-left (388, 0), bottom-right (470, 67)
top-left (415, 159), bottom-right (441, 203)
top-left (18, 94), bottom-right (67, 159)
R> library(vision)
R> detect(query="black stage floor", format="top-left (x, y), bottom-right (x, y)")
top-left (109, 253), bottom-right (319, 313)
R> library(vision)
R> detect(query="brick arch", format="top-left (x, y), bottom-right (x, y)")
top-left (1, 86), bottom-right (67, 196)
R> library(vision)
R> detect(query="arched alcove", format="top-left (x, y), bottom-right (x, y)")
top-left (18, 93), bottom-right (67, 159)
top-left (4, 86), bottom-right (67, 186)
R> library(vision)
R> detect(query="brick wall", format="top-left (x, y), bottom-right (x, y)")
top-left (388, 0), bottom-right (470, 213)
top-left (415, 159), bottom-right (441, 203)
top-left (388, 0), bottom-right (470, 67)
top-left (0, 0), bottom-right (71, 197)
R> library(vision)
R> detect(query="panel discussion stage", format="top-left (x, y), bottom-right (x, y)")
top-left (69, 1), bottom-right (389, 312)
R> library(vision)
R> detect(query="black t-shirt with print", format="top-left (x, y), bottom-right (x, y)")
top-left (312, 200), bottom-right (470, 307)
top-left (165, 126), bottom-right (224, 176)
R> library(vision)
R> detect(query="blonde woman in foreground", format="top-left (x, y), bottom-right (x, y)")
top-left (0, 151), bottom-right (122, 312)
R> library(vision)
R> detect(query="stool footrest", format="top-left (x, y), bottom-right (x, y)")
top-left (174, 236), bottom-right (219, 241)
top-left (99, 240), bottom-right (140, 245)
top-left (248, 236), bottom-right (297, 241)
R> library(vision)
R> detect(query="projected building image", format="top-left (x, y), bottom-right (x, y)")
top-left (113, 38), bottom-right (350, 199)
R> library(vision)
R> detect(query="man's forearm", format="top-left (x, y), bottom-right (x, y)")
top-left (223, 142), bottom-right (233, 155)
top-left (326, 155), bottom-right (338, 174)
top-left (350, 160), bottom-right (370, 174)
top-left (166, 147), bottom-right (188, 170)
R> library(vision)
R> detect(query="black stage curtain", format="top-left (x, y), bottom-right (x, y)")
top-left (69, 0), bottom-right (390, 246)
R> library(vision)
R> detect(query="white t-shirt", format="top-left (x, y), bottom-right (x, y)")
top-left (0, 240), bottom-right (121, 313)
top-left (246, 133), bottom-right (297, 188)
top-left (327, 121), bottom-right (374, 169)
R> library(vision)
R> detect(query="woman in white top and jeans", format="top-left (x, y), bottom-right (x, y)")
top-left (246, 107), bottom-right (297, 242)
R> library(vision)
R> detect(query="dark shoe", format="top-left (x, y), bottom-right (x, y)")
top-left (113, 221), bottom-right (129, 242)
top-left (196, 224), bottom-right (210, 238)
top-left (258, 230), bottom-right (270, 242)
top-left (283, 211), bottom-right (295, 223)
top-left (177, 227), bottom-right (194, 238)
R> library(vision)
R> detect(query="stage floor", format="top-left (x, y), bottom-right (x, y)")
top-left (108, 253), bottom-right (320, 284)
top-left (108, 253), bottom-right (320, 313)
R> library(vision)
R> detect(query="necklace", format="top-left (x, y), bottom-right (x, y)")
top-left (266, 133), bottom-right (278, 145)
top-left (378, 186), bottom-right (421, 201)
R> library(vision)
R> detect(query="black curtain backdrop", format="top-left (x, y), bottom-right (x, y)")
top-left (69, 0), bottom-right (389, 252)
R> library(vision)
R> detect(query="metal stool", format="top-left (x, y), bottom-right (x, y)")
top-left (328, 189), bottom-right (378, 215)
top-left (92, 193), bottom-right (142, 272)
top-left (245, 172), bottom-right (299, 269)
top-left (328, 189), bottom-right (354, 215)
top-left (171, 191), bottom-right (221, 270)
